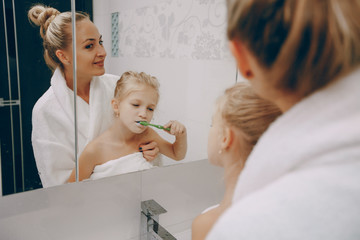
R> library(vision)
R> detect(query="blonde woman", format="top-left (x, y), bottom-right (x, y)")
top-left (207, 0), bottom-right (360, 239)
top-left (28, 5), bottom-right (159, 188)
top-left (68, 71), bottom-right (187, 182)
top-left (192, 83), bottom-right (281, 240)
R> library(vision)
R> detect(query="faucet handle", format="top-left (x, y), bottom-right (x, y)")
top-left (141, 199), bottom-right (167, 216)
top-left (141, 200), bottom-right (176, 240)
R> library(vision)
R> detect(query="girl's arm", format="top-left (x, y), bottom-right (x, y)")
top-left (67, 144), bottom-right (99, 182)
top-left (151, 120), bottom-right (187, 160)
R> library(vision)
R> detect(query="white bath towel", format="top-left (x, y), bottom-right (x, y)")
top-left (90, 152), bottom-right (155, 180)
top-left (207, 68), bottom-right (360, 240)
top-left (32, 68), bottom-right (119, 187)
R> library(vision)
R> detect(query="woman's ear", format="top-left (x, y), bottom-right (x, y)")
top-left (220, 126), bottom-right (234, 151)
top-left (55, 49), bottom-right (71, 65)
top-left (229, 40), bottom-right (253, 79)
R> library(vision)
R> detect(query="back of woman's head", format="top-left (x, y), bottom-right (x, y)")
top-left (114, 71), bottom-right (160, 102)
top-left (28, 5), bottom-right (89, 71)
top-left (217, 82), bottom-right (281, 157)
top-left (227, 0), bottom-right (360, 97)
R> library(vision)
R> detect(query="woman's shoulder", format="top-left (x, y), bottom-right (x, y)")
top-left (92, 73), bottom-right (120, 94)
top-left (32, 87), bottom-right (55, 112)
top-left (32, 87), bottom-right (65, 122)
top-left (102, 73), bottom-right (120, 79)
top-left (97, 73), bottom-right (119, 84)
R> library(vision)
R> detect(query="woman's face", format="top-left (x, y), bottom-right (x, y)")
top-left (116, 85), bottom-right (158, 134)
top-left (207, 110), bottom-right (224, 167)
top-left (64, 19), bottom-right (106, 79)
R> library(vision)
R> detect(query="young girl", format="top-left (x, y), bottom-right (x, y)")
top-left (192, 82), bottom-right (281, 240)
top-left (68, 71), bottom-right (187, 181)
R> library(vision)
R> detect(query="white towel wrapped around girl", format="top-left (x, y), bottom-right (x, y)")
top-left (67, 71), bottom-right (187, 182)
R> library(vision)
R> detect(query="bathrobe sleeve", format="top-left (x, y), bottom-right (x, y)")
top-left (31, 88), bottom-right (76, 188)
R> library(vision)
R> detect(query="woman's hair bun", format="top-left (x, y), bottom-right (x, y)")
top-left (28, 5), bottom-right (60, 37)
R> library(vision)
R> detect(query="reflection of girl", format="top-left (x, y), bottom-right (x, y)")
top-left (68, 71), bottom-right (187, 182)
top-left (28, 5), bottom-right (159, 188)
top-left (192, 83), bottom-right (281, 240)
top-left (207, 1), bottom-right (360, 239)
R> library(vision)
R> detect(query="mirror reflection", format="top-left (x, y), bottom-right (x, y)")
top-left (0, 0), bottom-right (92, 194)
top-left (67, 71), bottom-right (187, 182)
top-left (88, 0), bottom-right (237, 172)
top-left (1, 0), bottom-right (237, 195)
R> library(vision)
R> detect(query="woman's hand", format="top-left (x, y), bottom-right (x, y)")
top-left (163, 120), bottom-right (186, 136)
top-left (139, 141), bottom-right (159, 162)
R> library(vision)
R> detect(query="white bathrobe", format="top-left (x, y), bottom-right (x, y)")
top-left (207, 68), bottom-right (360, 240)
top-left (32, 68), bottom-right (119, 188)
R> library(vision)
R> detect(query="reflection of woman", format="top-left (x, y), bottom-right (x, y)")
top-left (28, 5), bottom-right (159, 188)
top-left (68, 71), bottom-right (187, 182)
top-left (192, 83), bottom-right (281, 240)
top-left (206, 0), bottom-right (360, 239)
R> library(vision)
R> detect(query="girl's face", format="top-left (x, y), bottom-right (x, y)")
top-left (64, 19), bottom-right (106, 79)
top-left (117, 85), bottom-right (158, 134)
top-left (207, 110), bottom-right (224, 167)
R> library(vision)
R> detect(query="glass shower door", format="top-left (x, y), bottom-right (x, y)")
top-left (0, 0), bottom-right (24, 195)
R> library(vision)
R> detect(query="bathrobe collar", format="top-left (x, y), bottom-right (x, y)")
top-left (50, 68), bottom-right (90, 141)
top-left (233, 68), bottom-right (360, 201)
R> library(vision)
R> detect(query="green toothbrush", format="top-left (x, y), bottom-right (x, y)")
top-left (136, 121), bottom-right (171, 131)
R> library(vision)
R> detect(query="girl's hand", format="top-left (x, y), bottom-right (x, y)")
top-left (139, 141), bottom-right (159, 162)
top-left (163, 120), bottom-right (186, 137)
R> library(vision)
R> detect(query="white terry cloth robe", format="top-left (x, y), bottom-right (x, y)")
top-left (90, 152), bottom-right (155, 180)
top-left (32, 68), bottom-right (119, 188)
top-left (207, 68), bottom-right (360, 240)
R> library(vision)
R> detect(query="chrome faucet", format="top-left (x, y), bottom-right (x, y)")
top-left (141, 199), bottom-right (177, 240)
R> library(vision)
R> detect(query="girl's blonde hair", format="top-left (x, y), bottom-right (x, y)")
top-left (28, 5), bottom-right (89, 71)
top-left (227, 0), bottom-right (360, 97)
top-left (114, 71), bottom-right (160, 102)
top-left (217, 82), bottom-right (281, 158)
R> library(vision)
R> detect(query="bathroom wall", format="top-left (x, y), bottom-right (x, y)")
top-left (93, 0), bottom-right (239, 165)
top-left (0, 159), bottom-right (224, 240)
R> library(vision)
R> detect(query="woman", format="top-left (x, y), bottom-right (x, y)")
top-left (207, 0), bottom-right (360, 239)
top-left (28, 5), bottom-right (159, 188)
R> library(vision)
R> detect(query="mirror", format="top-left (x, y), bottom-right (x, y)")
top-left (87, 0), bottom-right (237, 172)
top-left (1, 0), bottom-right (239, 195)
top-left (0, 0), bottom-right (91, 195)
